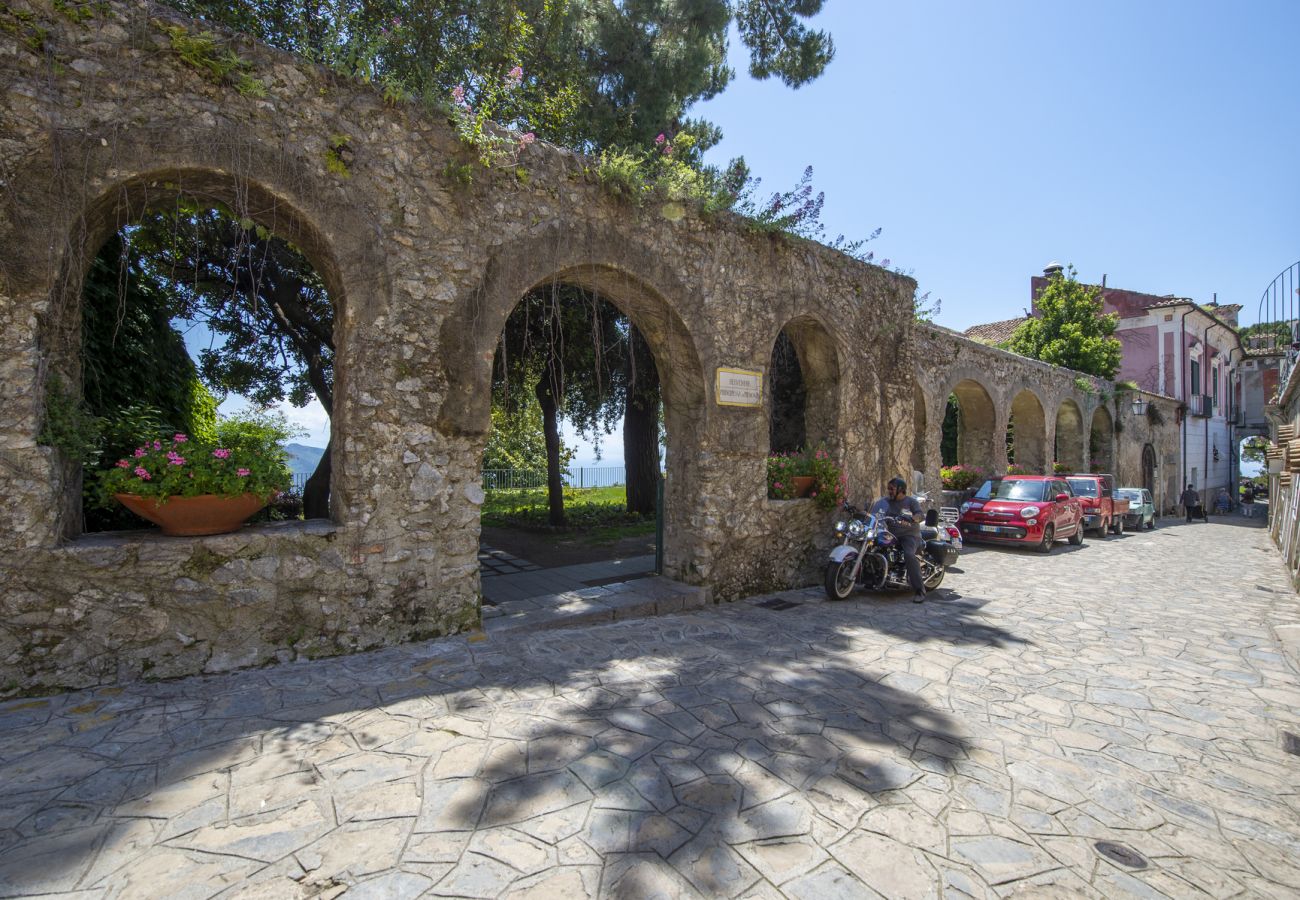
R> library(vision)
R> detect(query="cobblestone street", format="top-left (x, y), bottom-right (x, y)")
top-left (2, 516), bottom-right (1298, 899)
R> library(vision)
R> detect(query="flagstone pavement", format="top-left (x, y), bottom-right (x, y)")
top-left (1, 513), bottom-right (1298, 898)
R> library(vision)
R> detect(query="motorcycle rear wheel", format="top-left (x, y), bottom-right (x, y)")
top-left (824, 557), bottom-right (858, 601)
top-left (923, 563), bottom-right (945, 591)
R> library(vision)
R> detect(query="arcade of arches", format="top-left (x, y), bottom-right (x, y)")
top-left (0, 2), bottom-right (1180, 693)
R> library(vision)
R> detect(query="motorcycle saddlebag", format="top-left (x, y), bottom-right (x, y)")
top-left (926, 540), bottom-right (959, 567)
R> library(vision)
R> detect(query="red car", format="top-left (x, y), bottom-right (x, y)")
top-left (958, 475), bottom-right (1084, 553)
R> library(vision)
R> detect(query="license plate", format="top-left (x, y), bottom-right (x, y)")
top-left (979, 525), bottom-right (1001, 533)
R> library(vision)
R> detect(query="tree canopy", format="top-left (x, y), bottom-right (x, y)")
top-left (1003, 266), bottom-right (1122, 379)
top-left (166, 0), bottom-right (834, 154)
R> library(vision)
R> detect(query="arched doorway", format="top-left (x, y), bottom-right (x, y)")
top-left (1142, 443), bottom-right (1157, 494)
top-left (1089, 405), bottom-right (1115, 473)
top-left (460, 261), bottom-right (706, 583)
top-left (1054, 399), bottom-right (1085, 472)
top-left (1007, 389), bottom-right (1047, 473)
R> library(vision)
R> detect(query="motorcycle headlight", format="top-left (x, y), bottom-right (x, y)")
top-left (833, 520), bottom-right (847, 536)
top-left (848, 519), bottom-right (867, 538)
top-left (1019, 506), bottom-right (1040, 518)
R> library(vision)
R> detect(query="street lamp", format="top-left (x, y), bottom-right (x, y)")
top-left (1131, 395), bottom-right (1148, 416)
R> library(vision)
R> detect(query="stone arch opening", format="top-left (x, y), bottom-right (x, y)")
top-left (768, 316), bottom-right (840, 455)
top-left (1089, 405), bottom-right (1115, 473)
top-left (43, 169), bottom-right (350, 538)
top-left (462, 260), bottom-right (706, 581)
top-left (1006, 389), bottom-right (1047, 473)
top-left (941, 379), bottom-right (997, 472)
top-left (1054, 399), bottom-right (1085, 472)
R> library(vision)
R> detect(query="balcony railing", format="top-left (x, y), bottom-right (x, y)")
top-left (1187, 394), bottom-right (1213, 418)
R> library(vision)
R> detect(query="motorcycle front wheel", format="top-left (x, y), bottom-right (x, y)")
top-left (824, 557), bottom-right (858, 601)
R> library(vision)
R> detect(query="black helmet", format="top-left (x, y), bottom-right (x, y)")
top-left (887, 476), bottom-right (907, 491)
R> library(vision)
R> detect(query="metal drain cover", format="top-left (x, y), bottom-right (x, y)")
top-left (754, 598), bottom-right (801, 611)
top-left (1282, 731), bottom-right (1300, 756)
top-left (1094, 841), bottom-right (1148, 869)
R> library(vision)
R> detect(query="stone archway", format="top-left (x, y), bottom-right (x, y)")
top-left (452, 254), bottom-right (707, 583)
top-left (1090, 405), bottom-right (1115, 473)
top-left (945, 379), bottom-right (997, 473)
top-left (1055, 399), bottom-right (1086, 472)
top-left (38, 168), bottom-right (362, 540)
top-left (1007, 389), bottom-right (1047, 473)
top-left (768, 316), bottom-right (840, 455)
top-left (1142, 443), bottom-right (1157, 494)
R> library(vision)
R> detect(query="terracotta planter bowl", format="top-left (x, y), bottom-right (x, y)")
top-left (114, 493), bottom-right (272, 536)
top-left (792, 476), bottom-right (815, 498)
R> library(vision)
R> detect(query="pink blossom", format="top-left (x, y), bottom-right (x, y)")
top-left (173, 433), bottom-right (188, 443)
top-left (237, 468), bottom-right (251, 477)
top-left (213, 448), bottom-right (231, 459)
top-left (116, 459), bottom-right (130, 468)
top-left (655, 133), bottom-right (666, 145)
top-left (452, 84), bottom-right (466, 105)
top-left (167, 453), bottom-right (186, 466)
top-left (134, 467), bottom-right (150, 480)
top-left (520, 132), bottom-right (535, 145)
top-left (134, 447), bottom-right (147, 458)
top-left (508, 65), bottom-right (523, 86)
top-left (153, 440), bottom-right (162, 450)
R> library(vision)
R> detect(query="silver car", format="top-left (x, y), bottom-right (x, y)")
top-left (1117, 487), bottom-right (1156, 530)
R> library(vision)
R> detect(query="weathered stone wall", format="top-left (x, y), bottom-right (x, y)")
top-left (913, 326), bottom-right (1182, 503)
top-left (0, 0), bottom-right (914, 693)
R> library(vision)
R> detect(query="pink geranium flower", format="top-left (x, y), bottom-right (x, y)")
top-left (173, 434), bottom-right (188, 443)
top-left (116, 459), bottom-right (130, 468)
top-left (134, 467), bottom-right (150, 480)
top-left (213, 448), bottom-right (231, 459)
top-left (237, 468), bottom-right (251, 477)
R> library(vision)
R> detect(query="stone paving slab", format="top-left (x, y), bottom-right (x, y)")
top-left (1, 518), bottom-right (1299, 898)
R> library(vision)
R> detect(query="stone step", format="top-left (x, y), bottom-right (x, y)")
top-left (483, 575), bottom-right (711, 636)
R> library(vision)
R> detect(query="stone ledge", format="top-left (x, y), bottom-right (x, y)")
top-left (59, 518), bottom-right (339, 553)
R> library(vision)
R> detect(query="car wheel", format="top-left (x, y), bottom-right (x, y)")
top-left (1036, 524), bottom-right (1055, 554)
top-left (1067, 525), bottom-right (1084, 546)
top-left (824, 557), bottom-right (857, 601)
top-left (1094, 518), bottom-right (1109, 539)
top-left (1112, 516), bottom-right (1124, 535)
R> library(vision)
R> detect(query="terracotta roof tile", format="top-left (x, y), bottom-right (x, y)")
top-left (963, 316), bottom-right (1030, 345)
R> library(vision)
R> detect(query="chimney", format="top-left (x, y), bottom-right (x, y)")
top-left (1043, 261), bottom-right (1064, 278)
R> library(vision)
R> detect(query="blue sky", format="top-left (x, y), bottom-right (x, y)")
top-left (697, 0), bottom-right (1299, 332)
top-left (229, 0), bottom-right (1300, 460)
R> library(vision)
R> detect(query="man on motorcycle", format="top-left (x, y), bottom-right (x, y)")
top-left (871, 476), bottom-right (927, 603)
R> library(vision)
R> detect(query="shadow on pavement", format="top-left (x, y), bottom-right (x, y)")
top-left (0, 591), bottom-right (1030, 895)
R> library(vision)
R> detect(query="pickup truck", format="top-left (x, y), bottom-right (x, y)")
top-left (1066, 473), bottom-right (1130, 537)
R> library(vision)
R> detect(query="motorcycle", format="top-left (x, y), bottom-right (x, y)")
top-left (824, 497), bottom-right (961, 601)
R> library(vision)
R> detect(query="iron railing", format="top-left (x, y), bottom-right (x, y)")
top-left (1187, 394), bottom-right (1212, 418)
top-left (482, 467), bottom-right (627, 490)
top-left (287, 467), bottom-right (631, 493)
top-left (1256, 260), bottom-right (1300, 387)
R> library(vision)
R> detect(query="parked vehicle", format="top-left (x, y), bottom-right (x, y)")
top-left (957, 475), bottom-right (1084, 553)
top-left (1066, 473), bottom-right (1130, 537)
top-left (824, 501), bottom-right (959, 601)
top-left (1117, 487), bottom-right (1156, 530)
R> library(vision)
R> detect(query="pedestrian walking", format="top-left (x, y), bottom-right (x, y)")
top-left (1242, 483), bottom-right (1256, 518)
top-left (1216, 488), bottom-right (1231, 515)
top-left (1180, 483), bottom-right (1202, 523)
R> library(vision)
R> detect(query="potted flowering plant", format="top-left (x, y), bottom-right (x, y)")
top-left (940, 464), bottom-right (985, 491)
top-left (806, 444), bottom-right (846, 511)
top-left (95, 411), bottom-right (295, 536)
top-left (766, 451), bottom-right (810, 500)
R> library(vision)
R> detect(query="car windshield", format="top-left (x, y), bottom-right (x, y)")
top-left (1067, 478), bottom-right (1099, 497)
top-left (1116, 489), bottom-right (1142, 501)
top-left (974, 479), bottom-right (1046, 502)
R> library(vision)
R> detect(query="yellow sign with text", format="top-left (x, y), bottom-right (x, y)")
top-left (716, 367), bottom-right (763, 407)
